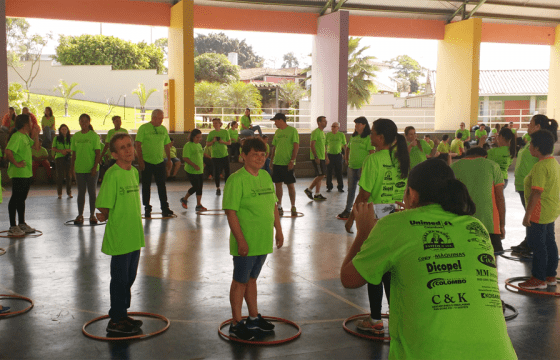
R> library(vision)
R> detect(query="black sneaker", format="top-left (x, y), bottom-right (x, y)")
top-left (106, 319), bottom-right (140, 335)
top-left (125, 316), bottom-right (143, 328)
top-left (337, 210), bottom-right (350, 220)
top-left (338, 189), bottom-right (345, 193)
top-left (278, 207), bottom-right (284, 216)
top-left (314, 194), bottom-right (327, 201)
top-left (304, 188), bottom-right (313, 200)
top-left (145, 207), bottom-right (152, 218)
top-left (162, 208), bottom-right (174, 217)
top-left (229, 321), bottom-right (255, 341)
top-left (245, 314), bottom-right (275, 332)
top-left (216, 188), bottom-right (221, 196)
top-left (511, 240), bottom-right (530, 252)
top-left (326, 188), bottom-right (332, 192)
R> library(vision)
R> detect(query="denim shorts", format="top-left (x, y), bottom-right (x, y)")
top-left (232, 254), bottom-right (268, 283)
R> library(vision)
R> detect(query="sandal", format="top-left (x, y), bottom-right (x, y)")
top-left (68, 193), bottom-right (73, 199)
top-left (90, 216), bottom-right (98, 224)
top-left (74, 215), bottom-right (84, 225)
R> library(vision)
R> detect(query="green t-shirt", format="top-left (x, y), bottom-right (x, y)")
top-left (487, 146), bottom-right (513, 180)
top-left (207, 129), bottom-right (230, 159)
top-left (455, 129), bottom-right (470, 141)
top-left (265, 143), bottom-right (270, 157)
top-left (348, 135), bottom-right (375, 169)
top-left (229, 128), bottom-right (239, 142)
top-left (437, 142), bottom-right (450, 154)
top-left (450, 138), bottom-right (465, 155)
top-left (491, 128), bottom-right (498, 136)
top-left (32, 146), bottom-right (48, 159)
top-left (203, 145), bottom-right (212, 157)
top-left (272, 126), bottom-right (299, 166)
top-left (475, 129), bottom-right (487, 139)
top-left (240, 115), bottom-right (251, 130)
top-left (163, 146), bottom-right (177, 159)
top-left (326, 132), bottom-right (347, 155)
top-left (41, 116), bottom-right (55, 129)
top-left (409, 139), bottom-right (432, 169)
top-left (425, 139), bottom-right (434, 148)
top-left (451, 157), bottom-right (504, 234)
top-left (136, 122), bottom-right (171, 165)
top-left (352, 204), bottom-right (516, 360)
top-left (511, 128), bottom-right (517, 134)
top-left (524, 157), bottom-right (560, 224)
top-left (106, 128), bottom-right (129, 160)
top-left (182, 142), bottom-right (204, 175)
top-left (7, 132), bottom-right (34, 178)
top-left (96, 165), bottom-right (145, 256)
top-left (52, 137), bottom-right (71, 159)
top-left (522, 133), bottom-right (531, 143)
top-left (310, 128), bottom-right (326, 160)
top-left (71, 130), bottom-right (101, 173)
top-left (514, 141), bottom-right (539, 191)
top-left (359, 149), bottom-right (407, 204)
top-left (222, 167), bottom-right (278, 256)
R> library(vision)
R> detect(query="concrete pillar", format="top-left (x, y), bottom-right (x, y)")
top-left (0, 2), bottom-right (8, 117)
top-left (530, 96), bottom-right (536, 114)
top-left (483, 96), bottom-right (489, 123)
top-left (168, 0), bottom-right (195, 132)
top-left (434, 18), bottom-right (482, 131)
top-left (548, 25), bottom-right (560, 120)
top-left (311, 11), bottom-right (349, 132)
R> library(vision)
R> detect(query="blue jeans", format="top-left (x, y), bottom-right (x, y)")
top-left (240, 125), bottom-right (262, 137)
top-left (109, 250), bottom-right (141, 322)
top-left (526, 222), bottom-right (558, 281)
top-left (261, 157), bottom-right (271, 175)
top-left (345, 168), bottom-right (362, 212)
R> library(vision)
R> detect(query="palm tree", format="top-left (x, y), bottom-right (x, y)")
top-left (194, 81), bottom-right (223, 126)
top-left (132, 83), bottom-right (158, 121)
top-left (347, 37), bottom-right (378, 109)
top-left (278, 80), bottom-right (307, 109)
top-left (221, 81), bottom-right (262, 117)
top-left (52, 80), bottom-right (84, 117)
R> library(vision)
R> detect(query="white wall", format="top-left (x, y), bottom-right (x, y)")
top-left (8, 61), bottom-right (167, 108)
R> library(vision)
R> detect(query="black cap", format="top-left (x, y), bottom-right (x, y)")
top-left (271, 113), bottom-right (286, 121)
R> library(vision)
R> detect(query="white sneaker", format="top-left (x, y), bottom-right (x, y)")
top-left (18, 223), bottom-right (36, 234)
top-left (8, 226), bottom-right (25, 236)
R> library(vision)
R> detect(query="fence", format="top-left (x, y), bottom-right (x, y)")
top-left (478, 108), bottom-right (547, 130)
top-left (194, 107), bottom-right (312, 130)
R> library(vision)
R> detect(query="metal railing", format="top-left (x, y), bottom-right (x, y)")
top-left (195, 107), bottom-right (312, 129)
top-left (478, 108), bottom-right (547, 131)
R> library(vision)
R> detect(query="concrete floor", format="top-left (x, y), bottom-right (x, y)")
top-left (0, 171), bottom-right (559, 360)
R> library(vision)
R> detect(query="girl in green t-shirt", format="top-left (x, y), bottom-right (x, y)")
top-left (41, 106), bottom-right (56, 144)
top-left (227, 121), bottom-right (241, 162)
top-left (207, 118), bottom-right (231, 196)
top-left (487, 127), bottom-right (516, 188)
top-left (52, 124), bottom-right (73, 199)
top-left (5, 114), bottom-right (41, 236)
top-left (181, 129), bottom-right (207, 212)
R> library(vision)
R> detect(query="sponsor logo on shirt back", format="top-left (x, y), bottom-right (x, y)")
top-left (427, 278), bottom-right (467, 289)
top-left (422, 231), bottom-right (454, 250)
top-left (426, 260), bottom-right (462, 274)
top-left (477, 253), bottom-right (496, 268)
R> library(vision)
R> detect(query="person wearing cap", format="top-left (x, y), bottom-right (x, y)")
top-left (270, 113), bottom-right (299, 217)
top-left (326, 121), bottom-right (346, 192)
top-left (304, 116), bottom-right (328, 201)
top-left (240, 108), bottom-right (263, 137)
top-left (455, 122), bottom-right (471, 150)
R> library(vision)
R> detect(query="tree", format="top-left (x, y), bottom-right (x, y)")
top-left (194, 53), bottom-right (239, 84)
top-left (6, 17), bottom-right (52, 101)
top-left (52, 80), bottom-right (85, 117)
top-left (385, 55), bottom-right (424, 93)
top-left (194, 81), bottom-right (223, 126)
top-left (154, 38), bottom-right (168, 57)
top-left (194, 32), bottom-right (264, 69)
top-left (278, 81), bottom-right (307, 108)
top-left (132, 83), bottom-right (158, 121)
top-left (281, 52), bottom-right (299, 69)
top-left (8, 82), bottom-right (28, 113)
top-left (54, 35), bottom-right (165, 74)
top-left (103, 95), bottom-right (123, 125)
top-left (221, 81), bottom-right (262, 115)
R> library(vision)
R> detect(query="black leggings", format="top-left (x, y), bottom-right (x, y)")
top-left (213, 157), bottom-right (230, 188)
top-left (368, 272), bottom-right (391, 319)
top-left (187, 173), bottom-right (203, 196)
top-left (9, 177), bottom-right (32, 227)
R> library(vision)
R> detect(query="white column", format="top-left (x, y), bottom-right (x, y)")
top-left (311, 11), bottom-right (349, 132)
top-left (483, 96), bottom-right (489, 123)
top-left (0, 2), bottom-right (8, 117)
top-left (529, 96), bottom-right (536, 114)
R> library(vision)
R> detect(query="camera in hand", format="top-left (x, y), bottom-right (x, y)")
top-left (215, 137), bottom-right (221, 141)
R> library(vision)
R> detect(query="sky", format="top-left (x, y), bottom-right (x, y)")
top-left (26, 18), bottom-right (551, 71)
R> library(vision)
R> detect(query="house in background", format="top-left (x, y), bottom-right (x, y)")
top-left (238, 67), bottom-right (307, 108)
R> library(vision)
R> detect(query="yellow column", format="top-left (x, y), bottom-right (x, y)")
top-left (547, 25), bottom-right (560, 120)
top-left (168, 0), bottom-right (195, 132)
top-left (434, 18), bottom-right (482, 131)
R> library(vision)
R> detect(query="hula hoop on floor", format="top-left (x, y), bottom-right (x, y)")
top-left (0, 294), bottom-right (34, 318)
top-left (503, 302), bottom-right (519, 321)
top-left (218, 316), bottom-right (301, 345)
top-left (64, 220), bottom-right (106, 227)
top-left (0, 230), bottom-right (43, 238)
top-left (342, 313), bottom-right (391, 341)
top-left (500, 249), bottom-right (533, 262)
top-left (196, 209), bottom-right (226, 216)
top-left (280, 212), bottom-right (304, 218)
top-left (0, 248), bottom-right (5, 256)
top-left (142, 213), bottom-right (178, 220)
top-left (82, 312), bottom-right (170, 341)
top-left (505, 276), bottom-right (560, 297)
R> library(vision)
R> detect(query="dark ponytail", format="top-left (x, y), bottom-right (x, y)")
top-left (373, 118), bottom-right (410, 179)
top-left (533, 114), bottom-right (558, 142)
top-left (8, 114), bottom-right (30, 142)
top-left (498, 127), bottom-right (516, 159)
top-left (407, 158), bottom-right (476, 216)
top-left (547, 119), bottom-right (558, 142)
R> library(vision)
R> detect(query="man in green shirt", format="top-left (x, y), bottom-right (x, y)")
top-left (135, 109), bottom-right (174, 218)
top-left (455, 122), bottom-right (471, 150)
top-left (96, 133), bottom-right (145, 335)
top-left (326, 122), bottom-right (347, 192)
top-left (304, 116), bottom-right (328, 201)
top-left (270, 113), bottom-right (300, 217)
top-left (101, 116), bottom-right (128, 168)
top-left (450, 132), bottom-right (465, 157)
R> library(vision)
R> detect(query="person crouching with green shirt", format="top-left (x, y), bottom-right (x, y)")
top-left (223, 137), bottom-right (284, 341)
top-left (95, 133), bottom-right (145, 335)
top-left (519, 129), bottom-right (560, 290)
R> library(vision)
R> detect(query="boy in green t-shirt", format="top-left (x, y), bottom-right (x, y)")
top-left (304, 116), bottom-right (329, 201)
top-left (450, 132), bottom-right (465, 157)
top-left (100, 116), bottom-right (128, 168)
top-left (423, 134), bottom-right (434, 148)
top-left (223, 137), bottom-right (284, 341)
top-left (164, 137), bottom-right (181, 181)
top-left (31, 139), bottom-right (53, 182)
top-left (325, 122), bottom-right (347, 192)
top-left (96, 133), bottom-right (145, 335)
top-left (519, 129), bottom-right (560, 290)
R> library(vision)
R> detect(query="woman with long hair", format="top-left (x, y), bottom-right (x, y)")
top-left (239, 108), bottom-right (263, 137)
top-left (52, 124), bottom-right (73, 199)
top-left (181, 129), bottom-right (207, 211)
top-left (41, 107), bottom-right (56, 144)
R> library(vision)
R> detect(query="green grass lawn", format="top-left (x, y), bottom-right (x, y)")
top-left (28, 93), bottom-right (152, 132)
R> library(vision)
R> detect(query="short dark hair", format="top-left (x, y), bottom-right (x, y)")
top-left (189, 129), bottom-right (201, 142)
top-left (112, 115), bottom-right (121, 122)
top-left (404, 126), bottom-right (415, 136)
top-left (531, 129), bottom-right (555, 156)
top-left (262, 134), bottom-right (268, 139)
top-left (109, 133), bottom-right (132, 153)
top-left (424, 134), bottom-right (431, 139)
top-left (456, 132), bottom-right (463, 139)
top-left (466, 147), bottom-right (487, 157)
top-left (317, 116), bottom-right (326, 123)
top-left (242, 137), bottom-right (267, 155)
top-left (442, 134), bottom-right (449, 141)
